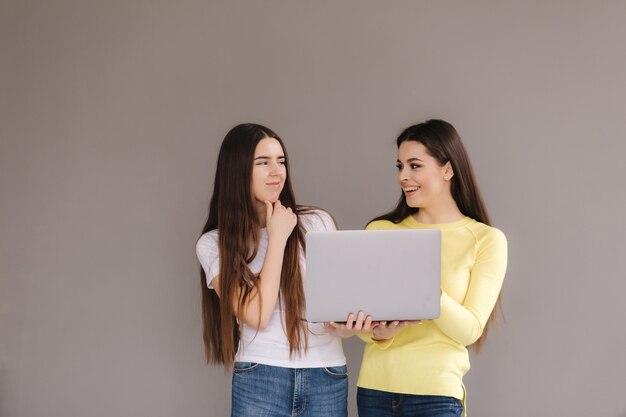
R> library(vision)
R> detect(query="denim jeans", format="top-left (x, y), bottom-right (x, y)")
top-left (357, 387), bottom-right (463, 417)
top-left (231, 362), bottom-right (348, 417)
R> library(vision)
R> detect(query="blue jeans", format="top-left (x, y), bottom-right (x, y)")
top-left (231, 362), bottom-right (348, 417)
top-left (357, 387), bottom-right (463, 417)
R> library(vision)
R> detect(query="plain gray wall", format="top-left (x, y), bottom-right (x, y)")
top-left (2, 1), bottom-right (626, 416)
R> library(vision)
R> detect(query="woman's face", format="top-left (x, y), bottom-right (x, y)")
top-left (396, 140), bottom-right (452, 209)
top-left (250, 137), bottom-right (287, 205)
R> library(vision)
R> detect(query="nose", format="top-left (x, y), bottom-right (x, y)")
top-left (269, 161), bottom-right (282, 176)
top-left (397, 167), bottom-right (409, 183)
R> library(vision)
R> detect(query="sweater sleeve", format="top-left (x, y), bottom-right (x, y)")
top-left (433, 227), bottom-right (508, 346)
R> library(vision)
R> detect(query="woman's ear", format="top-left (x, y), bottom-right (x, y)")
top-left (443, 162), bottom-right (454, 181)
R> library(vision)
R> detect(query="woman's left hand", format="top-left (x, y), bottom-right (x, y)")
top-left (324, 311), bottom-right (375, 338)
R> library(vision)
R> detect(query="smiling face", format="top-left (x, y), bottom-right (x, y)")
top-left (250, 137), bottom-right (287, 208)
top-left (396, 140), bottom-right (453, 210)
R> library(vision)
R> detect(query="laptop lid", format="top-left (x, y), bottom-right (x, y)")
top-left (304, 229), bottom-right (441, 323)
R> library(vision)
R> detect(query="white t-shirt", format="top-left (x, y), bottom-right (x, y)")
top-left (196, 210), bottom-right (346, 368)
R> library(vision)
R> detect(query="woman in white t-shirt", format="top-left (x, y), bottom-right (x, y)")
top-left (196, 123), bottom-right (370, 417)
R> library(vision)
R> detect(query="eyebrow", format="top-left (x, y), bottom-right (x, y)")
top-left (397, 157), bottom-right (423, 163)
top-left (254, 155), bottom-right (286, 160)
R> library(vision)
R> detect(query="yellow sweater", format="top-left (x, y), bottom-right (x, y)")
top-left (357, 215), bottom-right (507, 405)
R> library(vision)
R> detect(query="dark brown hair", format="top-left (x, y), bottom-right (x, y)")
top-left (370, 119), bottom-right (501, 350)
top-left (199, 123), bottom-right (308, 365)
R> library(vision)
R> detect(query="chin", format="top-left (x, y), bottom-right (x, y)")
top-left (406, 198), bottom-right (422, 208)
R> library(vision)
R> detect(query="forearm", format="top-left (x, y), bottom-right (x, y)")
top-left (434, 274), bottom-right (503, 346)
top-left (434, 228), bottom-right (507, 346)
top-left (238, 238), bottom-right (286, 328)
top-left (433, 290), bottom-right (484, 346)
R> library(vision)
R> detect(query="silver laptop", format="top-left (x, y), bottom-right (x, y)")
top-left (304, 229), bottom-right (441, 322)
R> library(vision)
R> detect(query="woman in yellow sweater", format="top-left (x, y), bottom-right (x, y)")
top-left (357, 119), bottom-right (507, 417)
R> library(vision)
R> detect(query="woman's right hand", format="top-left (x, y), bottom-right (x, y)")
top-left (265, 200), bottom-right (297, 243)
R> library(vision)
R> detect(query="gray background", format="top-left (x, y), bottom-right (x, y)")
top-left (2, 1), bottom-right (625, 417)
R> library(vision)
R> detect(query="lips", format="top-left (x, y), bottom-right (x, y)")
top-left (403, 186), bottom-right (420, 193)
top-left (266, 182), bottom-right (281, 188)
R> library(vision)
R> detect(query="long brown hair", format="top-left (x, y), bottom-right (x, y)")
top-left (199, 123), bottom-right (308, 366)
top-left (370, 119), bottom-right (502, 351)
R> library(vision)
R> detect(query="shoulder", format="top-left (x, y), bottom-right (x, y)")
top-left (196, 230), bottom-right (220, 287)
top-left (467, 220), bottom-right (507, 250)
top-left (196, 230), bottom-right (219, 257)
top-left (298, 207), bottom-right (337, 232)
top-left (366, 219), bottom-right (398, 230)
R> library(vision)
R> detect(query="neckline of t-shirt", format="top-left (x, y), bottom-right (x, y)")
top-left (405, 215), bottom-right (473, 230)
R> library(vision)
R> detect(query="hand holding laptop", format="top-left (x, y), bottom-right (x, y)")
top-left (324, 310), bottom-right (375, 338)
top-left (323, 310), bottom-right (422, 339)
